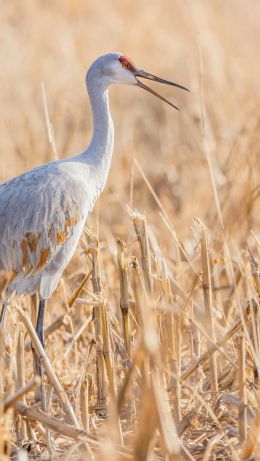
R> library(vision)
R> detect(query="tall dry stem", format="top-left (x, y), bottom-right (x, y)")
top-left (172, 313), bottom-right (182, 423)
top-left (128, 209), bottom-right (152, 295)
top-left (117, 238), bottom-right (131, 357)
top-left (15, 306), bottom-right (80, 428)
top-left (87, 237), bottom-right (107, 408)
top-left (236, 332), bottom-right (247, 443)
top-left (200, 227), bottom-right (218, 392)
top-left (15, 325), bottom-right (27, 441)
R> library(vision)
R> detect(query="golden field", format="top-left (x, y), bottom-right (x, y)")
top-left (0, 1), bottom-right (260, 460)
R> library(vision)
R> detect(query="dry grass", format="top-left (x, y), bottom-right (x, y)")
top-left (0, 0), bottom-right (260, 460)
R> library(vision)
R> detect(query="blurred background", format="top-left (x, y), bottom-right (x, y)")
top-left (0, 0), bottom-right (259, 244)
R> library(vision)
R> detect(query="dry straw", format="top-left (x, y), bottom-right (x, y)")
top-left (1, 1), bottom-right (260, 459)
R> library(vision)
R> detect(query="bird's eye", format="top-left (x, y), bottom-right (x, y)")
top-left (122, 62), bottom-right (130, 68)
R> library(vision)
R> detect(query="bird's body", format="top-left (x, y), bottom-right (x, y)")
top-left (0, 158), bottom-right (99, 298)
top-left (0, 51), bottom-right (188, 370)
top-left (0, 81), bottom-right (114, 299)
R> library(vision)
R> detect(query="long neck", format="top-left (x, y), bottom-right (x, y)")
top-left (83, 81), bottom-right (114, 180)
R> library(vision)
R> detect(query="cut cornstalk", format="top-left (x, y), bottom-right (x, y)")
top-left (128, 208), bottom-right (152, 295)
top-left (201, 227), bottom-right (218, 392)
top-left (117, 238), bottom-right (131, 357)
top-left (237, 333), bottom-right (247, 443)
top-left (80, 378), bottom-right (89, 432)
top-left (172, 313), bottom-right (182, 423)
top-left (15, 306), bottom-right (80, 428)
top-left (15, 325), bottom-right (27, 440)
top-left (4, 377), bottom-right (40, 411)
top-left (87, 237), bottom-right (106, 408)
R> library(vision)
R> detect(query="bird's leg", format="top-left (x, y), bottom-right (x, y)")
top-left (0, 299), bottom-right (9, 352)
top-left (0, 299), bottom-right (9, 330)
top-left (34, 297), bottom-right (47, 409)
top-left (36, 298), bottom-right (46, 349)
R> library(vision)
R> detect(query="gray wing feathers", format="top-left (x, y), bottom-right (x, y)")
top-left (0, 161), bottom-right (88, 274)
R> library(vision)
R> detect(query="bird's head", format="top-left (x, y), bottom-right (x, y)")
top-left (86, 52), bottom-right (189, 110)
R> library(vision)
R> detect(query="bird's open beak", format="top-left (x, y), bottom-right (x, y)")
top-left (134, 69), bottom-right (190, 111)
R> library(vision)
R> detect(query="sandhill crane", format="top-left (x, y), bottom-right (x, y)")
top-left (0, 52), bottom-right (188, 363)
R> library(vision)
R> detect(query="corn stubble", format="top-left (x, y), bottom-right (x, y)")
top-left (0, 204), bottom-right (259, 460)
top-left (0, 1), bottom-right (260, 460)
